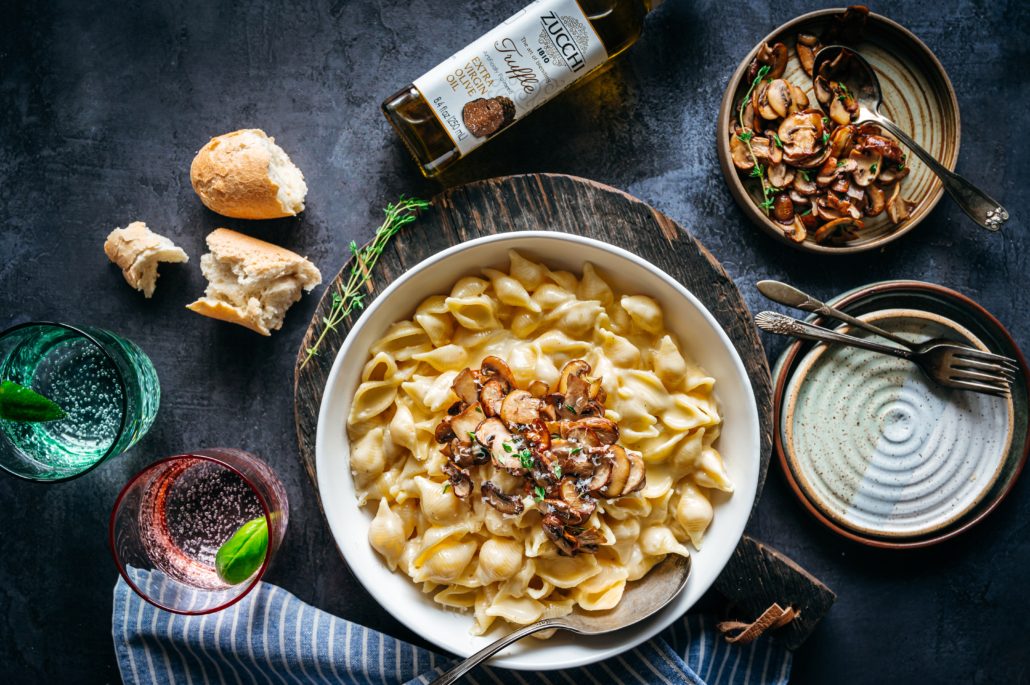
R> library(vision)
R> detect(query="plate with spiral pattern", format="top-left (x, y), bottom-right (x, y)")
top-left (772, 281), bottom-right (1029, 548)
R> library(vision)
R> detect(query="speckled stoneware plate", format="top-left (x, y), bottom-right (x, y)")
top-left (716, 9), bottom-right (959, 254)
top-left (773, 281), bottom-right (1029, 548)
top-left (783, 308), bottom-right (1013, 538)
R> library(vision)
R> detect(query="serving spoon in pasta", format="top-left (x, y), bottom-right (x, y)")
top-left (429, 554), bottom-right (691, 684)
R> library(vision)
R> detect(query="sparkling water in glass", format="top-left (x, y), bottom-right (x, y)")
top-left (0, 322), bottom-right (159, 481)
top-left (110, 449), bottom-right (289, 614)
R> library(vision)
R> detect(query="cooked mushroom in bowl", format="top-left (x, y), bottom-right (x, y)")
top-left (717, 5), bottom-right (960, 252)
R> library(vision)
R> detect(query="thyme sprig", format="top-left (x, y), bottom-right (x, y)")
top-left (301, 196), bottom-right (431, 368)
top-left (735, 65), bottom-right (777, 216)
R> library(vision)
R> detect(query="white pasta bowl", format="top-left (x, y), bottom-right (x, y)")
top-left (316, 231), bottom-right (761, 670)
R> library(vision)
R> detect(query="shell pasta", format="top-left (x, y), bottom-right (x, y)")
top-left (346, 251), bottom-right (731, 635)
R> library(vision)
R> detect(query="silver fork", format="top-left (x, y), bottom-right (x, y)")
top-left (756, 311), bottom-right (1013, 398)
top-left (756, 280), bottom-right (1018, 372)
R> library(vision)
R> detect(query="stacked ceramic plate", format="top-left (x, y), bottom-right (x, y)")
top-left (773, 281), bottom-right (1028, 548)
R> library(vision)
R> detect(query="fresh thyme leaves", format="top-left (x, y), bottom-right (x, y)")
top-left (300, 196), bottom-right (430, 368)
top-left (772, 133), bottom-right (784, 148)
top-left (800, 208), bottom-right (812, 217)
top-left (821, 131), bottom-right (830, 145)
top-left (799, 170), bottom-right (811, 181)
top-left (553, 464), bottom-right (563, 478)
top-left (442, 482), bottom-right (451, 494)
top-left (502, 442), bottom-right (513, 453)
top-left (519, 449), bottom-right (534, 469)
top-left (564, 404), bottom-right (575, 413)
top-left (759, 196), bottom-right (776, 212)
top-left (836, 160), bottom-right (845, 167)
top-left (468, 431), bottom-right (477, 439)
top-left (570, 446), bottom-right (583, 455)
top-left (533, 485), bottom-right (546, 502)
top-left (735, 65), bottom-right (777, 216)
top-left (870, 163), bottom-right (878, 173)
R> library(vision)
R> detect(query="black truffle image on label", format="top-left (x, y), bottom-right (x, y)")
top-left (462, 96), bottom-right (516, 138)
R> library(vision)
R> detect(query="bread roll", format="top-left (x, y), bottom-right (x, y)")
top-left (187, 228), bottom-right (322, 335)
top-left (190, 129), bottom-right (307, 220)
top-left (104, 221), bottom-right (188, 298)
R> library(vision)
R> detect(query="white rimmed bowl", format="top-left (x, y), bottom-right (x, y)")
top-left (315, 231), bottom-right (761, 670)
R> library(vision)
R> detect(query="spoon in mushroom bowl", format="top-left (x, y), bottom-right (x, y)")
top-left (428, 554), bottom-right (691, 685)
top-left (813, 46), bottom-right (1008, 231)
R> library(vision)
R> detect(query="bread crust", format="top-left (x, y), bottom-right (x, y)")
top-left (187, 299), bottom-right (271, 336)
top-left (104, 221), bottom-right (188, 297)
top-left (189, 129), bottom-right (303, 220)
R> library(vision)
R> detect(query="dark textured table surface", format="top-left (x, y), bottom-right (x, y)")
top-left (2, 0), bottom-right (1027, 682)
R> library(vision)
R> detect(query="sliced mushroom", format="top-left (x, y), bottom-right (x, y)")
top-left (584, 452), bottom-right (613, 494)
top-left (451, 368), bottom-right (479, 406)
top-left (528, 380), bottom-right (550, 398)
top-left (749, 41), bottom-right (788, 81)
top-left (441, 461), bottom-right (473, 499)
top-left (480, 356), bottom-right (516, 390)
top-left (793, 172), bottom-right (818, 195)
top-left (791, 144), bottom-right (833, 170)
top-left (768, 162), bottom-right (795, 189)
top-left (574, 528), bottom-right (603, 554)
top-left (856, 134), bottom-right (904, 163)
top-left (785, 214), bottom-right (808, 243)
top-left (602, 445), bottom-right (632, 498)
top-left (447, 437), bottom-right (476, 468)
top-left (547, 478), bottom-right (596, 525)
top-left (749, 136), bottom-right (781, 165)
top-left (621, 450), bottom-right (646, 496)
top-left (828, 124), bottom-right (855, 159)
top-left (813, 217), bottom-right (864, 244)
top-left (886, 183), bottom-right (913, 223)
top-left (500, 389), bottom-right (541, 426)
top-left (557, 360), bottom-right (592, 395)
top-left (481, 481), bottom-right (524, 516)
top-left (521, 418), bottom-right (552, 453)
top-left (449, 404), bottom-right (483, 443)
top-left (568, 417), bottom-right (618, 445)
top-left (866, 183), bottom-right (886, 216)
top-left (434, 417), bottom-right (455, 444)
top-left (831, 175), bottom-right (850, 194)
top-left (766, 79), bottom-right (793, 118)
top-left (845, 184), bottom-right (867, 209)
top-left (475, 417), bottom-right (521, 472)
top-left (772, 194), bottom-right (794, 223)
top-left (740, 101), bottom-right (756, 131)
top-left (730, 131), bottom-right (755, 170)
top-left (778, 110), bottom-right (824, 163)
top-left (829, 95), bottom-right (853, 126)
top-left (876, 163), bottom-right (909, 185)
top-left (587, 377), bottom-right (606, 403)
top-left (814, 76), bottom-right (833, 106)
top-left (788, 84), bottom-right (810, 113)
top-left (795, 33), bottom-right (819, 76)
top-left (479, 379), bottom-right (506, 417)
top-left (815, 156), bottom-right (840, 186)
top-left (849, 149), bottom-right (882, 187)
top-left (542, 515), bottom-right (579, 556)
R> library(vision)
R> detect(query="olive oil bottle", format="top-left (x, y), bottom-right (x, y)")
top-left (382, 0), bottom-right (657, 177)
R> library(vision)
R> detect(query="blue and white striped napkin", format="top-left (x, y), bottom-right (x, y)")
top-left (113, 570), bottom-right (791, 685)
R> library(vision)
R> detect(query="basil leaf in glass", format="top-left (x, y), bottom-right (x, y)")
top-left (215, 516), bottom-right (268, 585)
top-left (0, 380), bottom-right (67, 422)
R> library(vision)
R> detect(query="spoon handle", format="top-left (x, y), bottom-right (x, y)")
top-left (429, 619), bottom-right (567, 685)
top-left (756, 280), bottom-right (912, 347)
top-left (755, 311), bottom-right (914, 360)
top-left (869, 115), bottom-right (1009, 231)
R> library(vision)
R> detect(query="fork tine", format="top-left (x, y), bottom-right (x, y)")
top-left (951, 358), bottom-right (1017, 379)
top-left (948, 368), bottom-right (1014, 386)
top-left (944, 378), bottom-right (1012, 398)
top-left (951, 348), bottom-right (1019, 369)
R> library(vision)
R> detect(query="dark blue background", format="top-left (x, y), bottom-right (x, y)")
top-left (1, 0), bottom-right (1026, 682)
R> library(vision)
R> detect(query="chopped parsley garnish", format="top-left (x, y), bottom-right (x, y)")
top-left (869, 163), bottom-right (878, 173)
top-left (474, 406), bottom-right (483, 413)
top-left (502, 442), bottom-right (513, 453)
top-left (533, 486), bottom-right (546, 502)
top-left (800, 208), bottom-right (812, 217)
top-left (799, 170), bottom-right (811, 181)
top-left (442, 483), bottom-right (451, 494)
top-left (468, 431), bottom-right (477, 439)
top-left (519, 450), bottom-right (534, 469)
top-left (570, 446), bottom-right (583, 455)
top-left (553, 465), bottom-right (563, 479)
top-left (836, 160), bottom-right (845, 167)
top-left (822, 116), bottom-right (830, 126)
top-left (564, 404), bottom-right (575, 413)
top-left (821, 132), bottom-right (830, 145)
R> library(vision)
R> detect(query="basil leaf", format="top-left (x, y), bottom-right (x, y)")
top-left (0, 380), bottom-right (67, 422)
top-left (215, 516), bottom-right (268, 585)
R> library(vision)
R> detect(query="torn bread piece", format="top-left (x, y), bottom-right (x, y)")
top-left (187, 228), bottom-right (322, 336)
top-left (190, 129), bottom-right (307, 220)
top-left (104, 221), bottom-right (189, 298)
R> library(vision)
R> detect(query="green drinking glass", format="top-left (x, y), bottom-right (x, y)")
top-left (0, 322), bottom-right (160, 481)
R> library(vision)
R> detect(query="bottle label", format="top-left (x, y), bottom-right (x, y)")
top-left (413, 0), bottom-right (607, 158)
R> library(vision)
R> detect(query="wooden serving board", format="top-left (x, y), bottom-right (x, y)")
top-left (293, 173), bottom-right (833, 648)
